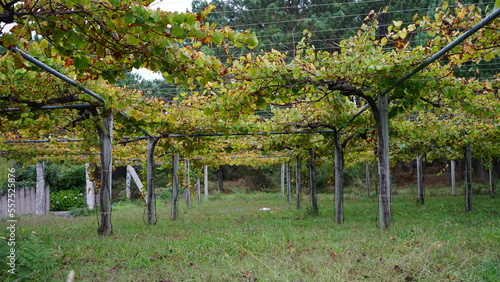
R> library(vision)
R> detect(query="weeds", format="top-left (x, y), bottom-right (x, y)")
top-left (0, 233), bottom-right (60, 281)
top-left (1, 192), bottom-right (499, 281)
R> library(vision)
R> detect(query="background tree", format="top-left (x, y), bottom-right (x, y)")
top-left (116, 72), bottom-right (182, 100)
top-left (191, 0), bottom-right (493, 56)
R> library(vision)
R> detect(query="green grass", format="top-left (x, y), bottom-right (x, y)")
top-left (1, 190), bottom-right (499, 281)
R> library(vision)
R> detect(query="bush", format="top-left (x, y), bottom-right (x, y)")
top-left (13, 162), bottom-right (86, 192)
top-left (15, 163), bottom-right (37, 189)
top-left (50, 189), bottom-right (85, 211)
top-left (46, 163), bottom-right (85, 192)
top-left (157, 188), bottom-right (172, 200)
top-left (344, 162), bottom-right (370, 188)
top-left (315, 162), bottom-right (334, 193)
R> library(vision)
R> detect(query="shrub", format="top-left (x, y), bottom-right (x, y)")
top-left (14, 162), bottom-right (86, 192)
top-left (46, 163), bottom-right (85, 192)
top-left (157, 188), bottom-right (172, 200)
top-left (50, 189), bottom-right (85, 211)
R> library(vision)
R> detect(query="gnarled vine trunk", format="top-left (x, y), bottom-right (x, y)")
top-left (204, 165), bottom-right (209, 200)
top-left (286, 162), bottom-right (292, 204)
top-left (97, 109), bottom-right (113, 236)
top-left (185, 160), bottom-right (191, 209)
top-left (376, 93), bottom-right (391, 229)
top-left (296, 156), bottom-right (302, 209)
top-left (465, 145), bottom-right (473, 212)
top-left (416, 155), bottom-right (424, 205)
top-left (146, 137), bottom-right (159, 225)
top-left (334, 129), bottom-right (344, 224)
top-left (172, 153), bottom-right (179, 220)
top-left (451, 160), bottom-right (457, 196)
top-left (309, 148), bottom-right (318, 215)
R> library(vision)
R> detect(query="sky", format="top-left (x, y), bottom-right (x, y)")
top-left (149, 0), bottom-right (193, 13)
top-left (133, 0), bottom-right (194, 80)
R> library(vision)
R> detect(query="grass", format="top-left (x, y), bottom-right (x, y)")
top-left (1, 189), bottom-right (499, 281)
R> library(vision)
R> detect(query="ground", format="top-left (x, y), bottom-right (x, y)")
top-left (2, 189), bottom-right (498, 281)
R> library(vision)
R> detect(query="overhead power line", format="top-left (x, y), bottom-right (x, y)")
top-left (209, 2), bottom-right (495, 29)
top-left (207, 0), bottom-right (385, 14)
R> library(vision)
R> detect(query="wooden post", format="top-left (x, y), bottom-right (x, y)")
top-left (185, 160), bottom-right (191, 209)
top-left (97, 109), bottom-right (113, 236)
top-left (35, 162), bottom-right (46, 215)
top-left (85, 164), bottom-right (95, 210)
top-left (125, 164), bottom-right (131, 200)
top-left (296, 156), bottom-right (301, 210)
top-left (365, 162), bottom-right (371, 197)
top-left (146, 137), bottom-right (159, 225)
top-left (127, 165), bottom-right (145, 200)
top-left (451, 160), bottom-right (457, 196)
top-left (416, 155), bottom-right (424, 205)
top-left (465, 145), bottom-right (473, 212)
top-left (286, 162), bottom-right (292, 204)
top-left (309, 148), bottom-right (318, 215)
top-left (172, 153), bottom-right (179, 220)
top-left (334, 130), bottom-right (344, 224)
top-left (377, 93), bottom-right (391, 229)
top-left (196, 177), bottom-right (201, 205)
top-left (204, 165), bottom-right (209, 200)
top-left (280, 163), bottom-right (285, 197)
